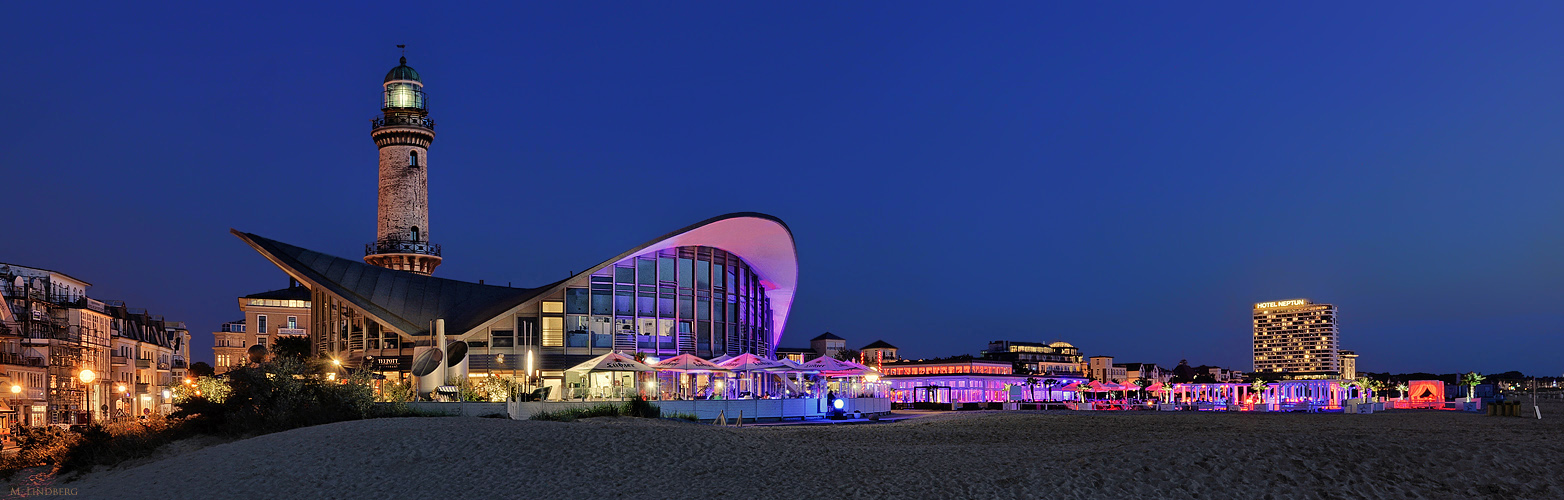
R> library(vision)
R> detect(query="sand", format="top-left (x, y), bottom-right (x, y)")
top-left (41, 400), bottom-right (1564, 499)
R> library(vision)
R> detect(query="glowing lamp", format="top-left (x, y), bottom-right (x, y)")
top-left (327, 372), bottom-right (337, 381)
top-left (79, 369), bottom-right (96, 384)
top-left (9, 385), bottom-right (20, 394)
top-left (332, 358), bottom-right (342, 366)
top-left (162, 389), bottom-right (171, 399)
top-left (832, 398), bottom-right (845, 410)
top-left (117, 384), bottom-right (127, 393)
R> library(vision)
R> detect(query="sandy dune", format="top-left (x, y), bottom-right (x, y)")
top-left (59, 403), bottom-right (1564, 499)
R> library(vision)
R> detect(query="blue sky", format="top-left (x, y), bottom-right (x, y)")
top-left (6, 3), bottom-right (1564, 375)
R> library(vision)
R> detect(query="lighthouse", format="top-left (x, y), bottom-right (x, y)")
top-left (364, 53), bottom-right (442, 275)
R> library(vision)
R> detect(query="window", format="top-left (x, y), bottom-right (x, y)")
top-left (256, 315), bottom-right (267, 334)
top-left (491, 329), bottom-right (514, 348)
top-left (257, 336), bottom-right (267, 347)
top-left (565, 289), bottom-right (588, 314)
top-left (541, 317), bottom-right (563, 347)
top-left (409, 150), bottom-right (420, 167)
top-left (287, 316), bottom-right (297, 329)
top-left (411, 226), bottom-right (420, 242)
top-left (542, 301), bottom-right (564, 314)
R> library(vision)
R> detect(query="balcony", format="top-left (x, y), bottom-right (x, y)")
top-left (111, 354), bottom-right (129, 366)
top-left (135, 383), bottom-right (149, 394)
top-left (371, 114), bottom-right (434, 130)
top-left (157, 362), bottom-right (170, 371)
top-left (135, 359), bottom-right (152, 369)
top-left (172, 359), bottom-right (186, 369)
top-left (366, 239), bottom-right (441, 257)
top-left (0, 351), bottom-right (42, 367)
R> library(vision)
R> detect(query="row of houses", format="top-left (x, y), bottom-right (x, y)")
top-left (0, 263), bottom-right (190, 426)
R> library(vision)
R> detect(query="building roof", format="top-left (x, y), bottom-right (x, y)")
top-left (812, 332), bottom-right (844, 341)
top-left (385, 57), bottom-right (421, 83)
top-left (233, 212), bottom-right (798, 345)
top-left (862, 340), bottom-right (897, 350)
top-left (0, 262), bottom-right (93, 287)
top-left (775, 347), bottom-right (813, 353)
top-left (233, 230), bottom-right (558, 336)
top-left (243, 286), bottom-right (312, 301)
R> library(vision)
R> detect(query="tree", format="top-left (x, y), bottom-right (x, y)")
top-left (833, 349), bottom-right (861, 363)
top-left (1461, 372), bottom-right (1486, 401)
top-left (1249, 379), bottom-right (1268, 403)
top-left (1023, 377), bottom-right (1040, 402)
top-left (1395, 383), bottom-right (1409, 400)
top-left (1042, 378), bottom-right (1058, 401)
top-left (1012, 362), bottom-right (1034, 375)
top-left (188, 361), bottom-right (215, 378)
top-left (271, 336), bottom-right (311, 360)
top-left (1135, 378), bottom-right (1152, 399)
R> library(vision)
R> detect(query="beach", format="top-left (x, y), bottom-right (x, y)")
top-left (50, 401), bottom-right (1564, 499)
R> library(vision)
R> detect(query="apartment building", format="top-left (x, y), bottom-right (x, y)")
top-left (213, 282), bottom-right (311, 374)
top-left (1, 263), bottom-right (187, 425)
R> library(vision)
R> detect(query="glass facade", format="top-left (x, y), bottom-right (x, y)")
top-left (562, 245), bottom-right (774, 358)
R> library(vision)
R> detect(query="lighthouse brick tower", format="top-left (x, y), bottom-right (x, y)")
top-left (364, 53), bottom-right (442, 275)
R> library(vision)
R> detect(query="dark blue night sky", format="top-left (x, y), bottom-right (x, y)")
top-left (6, 4), bottom-right (1564, 375)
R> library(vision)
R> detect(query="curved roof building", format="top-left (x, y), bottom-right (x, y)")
top-left (233, 212), bottom-right (797, 385)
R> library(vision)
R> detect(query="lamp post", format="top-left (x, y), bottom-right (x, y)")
top-left (78, 369), bottom-right (96, 424)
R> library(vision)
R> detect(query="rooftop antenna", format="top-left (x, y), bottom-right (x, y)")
top-left (397, 44), bottom-right (407, 64)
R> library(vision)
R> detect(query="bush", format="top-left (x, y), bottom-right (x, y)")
top-left (625, 396), bottom-right (659, 419)
top-left (0, 425), bottom-right (80, 476)
top-left (528, 397), bottom-right (662, 422)
top-left (667, 413), bottom-right (700, 422)
top-left (57, 417), bottom-right (189, 476)
top-left (176, 357), bottom-right (374, 435)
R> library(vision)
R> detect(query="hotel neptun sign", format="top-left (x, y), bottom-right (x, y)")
top-left (1254, 299), bottom-right (1310, 309)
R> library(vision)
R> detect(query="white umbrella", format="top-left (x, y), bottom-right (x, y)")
top-left (566, 352), bottom-right (654, 373)
top-left (564, 352), bottom-right (653, 400)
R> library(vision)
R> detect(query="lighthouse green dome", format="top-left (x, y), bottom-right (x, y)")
top-left (384, 56), bottom-right (421, 83)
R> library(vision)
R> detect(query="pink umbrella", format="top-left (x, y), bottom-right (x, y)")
top-left (653, 354), bottom-right (731, 373)
top-left (718, 353), bottom-right (784, 372)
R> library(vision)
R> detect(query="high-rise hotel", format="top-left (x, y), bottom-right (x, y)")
top-left (1252, 298), bottom-right (1340, 379)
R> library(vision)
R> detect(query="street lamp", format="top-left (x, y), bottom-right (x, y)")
top-left (79, 369), bottom-right (96, 384)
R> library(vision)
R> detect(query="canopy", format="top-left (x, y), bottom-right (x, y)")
top-left (719, 353), bottom-right (784, 372)
top-left (653, 353), bottom-right (732, 373)
top-left (566, 352), bottom-right (654, 373)
top-left (1145, 382), bottom-right (1166, 393)
top-left (1058, 382), bottom-right (1082, 391)
top-left (840, 360), bottom-right (874, 371)
top-left (776, 358), bottom-right (818, 373)
top-left (708, 354), bottom-right (735, 365)
top-left (802, 356), bottom-right (852, 371)
top-left (1087, 381), bottom-right (1110, 391)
